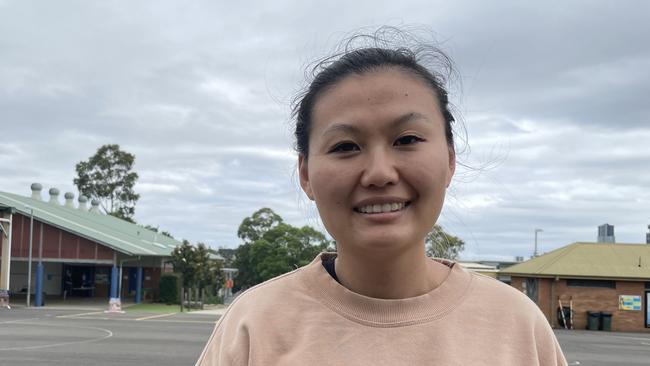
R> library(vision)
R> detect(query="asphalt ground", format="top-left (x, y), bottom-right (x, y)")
top-left (0, 307), bottom-right (217, 366)
top-left (3, 308), bottom-right (650, 365)
top-left (556, 329), bottom-right (650, 366)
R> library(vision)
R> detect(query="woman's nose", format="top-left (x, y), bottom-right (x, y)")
top-left (359, 148), bottom-right (399, 188)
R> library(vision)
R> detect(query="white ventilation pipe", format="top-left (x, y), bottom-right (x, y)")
top-left (89, 199), bottom-right (101, 214)
top-left (78, 195), bottom-right (88, 211)
top-left (64, 192), bottom-right (75, 208)
top-left (48, 188), bottom-right (60, 205)
top-left (30, 183), bottom-right (43, 201)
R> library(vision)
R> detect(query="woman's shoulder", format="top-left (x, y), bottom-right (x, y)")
top-left (434, 259), bottom-right (535, 309)
top-left (220, 257), bottom-right (325, 321)
top-left (228, 268), bottom-right (306, 310)
top-left (196, 260), bottom-right (324, 366)
top-left (461, 268), bottom-right (546, 318)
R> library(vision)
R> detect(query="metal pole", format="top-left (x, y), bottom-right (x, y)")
top-left (0, 216), bottom-right (13, 293)
top-left (180, 286), bottom-right (184, 312)
top-left (534, 228), bottom-right (543, 257)
top-left (26, 208), bottom-right (34, 307)
top-left (118, 265), bottom-right (123, 300)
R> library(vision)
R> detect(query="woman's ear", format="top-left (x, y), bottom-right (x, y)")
top-left (447, 147), bottom-right (456, 188)
top-left (298, 154), bottom-right (315, 200)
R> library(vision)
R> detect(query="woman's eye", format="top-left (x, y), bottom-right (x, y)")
top-left (329, 142), bottom-right (359, 154)
top-left (394, 135), bottom-right (425, 146)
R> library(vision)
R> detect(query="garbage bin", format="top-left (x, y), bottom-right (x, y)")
top-left (587, 311), bottom-right (600, 330)
top-left (600, 312), bottom-right (612, 331)
top-left (557, 306), bottom-right (572, 328)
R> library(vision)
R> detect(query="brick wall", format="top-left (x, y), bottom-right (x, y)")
top-left (511, 276), bottom-right (649, 332)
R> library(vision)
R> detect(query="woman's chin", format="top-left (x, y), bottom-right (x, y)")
top-left (346, 233), bottom-right (418, 254)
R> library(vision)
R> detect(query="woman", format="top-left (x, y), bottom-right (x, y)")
top-left (197, 32), bottom-right (567, 366)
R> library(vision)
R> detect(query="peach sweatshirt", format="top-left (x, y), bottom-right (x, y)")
top-left (197, 253), bottom-right (567, 366)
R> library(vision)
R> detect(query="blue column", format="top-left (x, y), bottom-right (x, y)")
top-left (110, 265), bottom-right (119, 298)
top-left (135, 267), bottom-right (143, 304)
top-left (34, 263), bottom-right (44, 307)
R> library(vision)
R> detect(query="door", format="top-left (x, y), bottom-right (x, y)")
top-left (646, 291), bottom-right (650, 328)
top-left (128, 267), bottom-right (137, 294)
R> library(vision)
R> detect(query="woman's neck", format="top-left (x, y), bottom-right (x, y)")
top-left (334, 246), bottom-right (450, 299)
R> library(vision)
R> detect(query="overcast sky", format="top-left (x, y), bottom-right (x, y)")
top-left (1, 1), bottom-right (648, 260)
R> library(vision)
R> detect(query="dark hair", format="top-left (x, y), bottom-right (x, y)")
top-left (293, 28), bottom-right (457, 159)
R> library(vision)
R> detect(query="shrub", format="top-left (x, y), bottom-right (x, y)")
top-left (159, 274), bottom-right (180, 304)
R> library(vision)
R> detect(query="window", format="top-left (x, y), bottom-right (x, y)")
top-left (566, 279), bottom-right (616, 289)
top-left (525, 278), bottom-right (538, 303)
top-left (497, 275), bottom-right (511, 285)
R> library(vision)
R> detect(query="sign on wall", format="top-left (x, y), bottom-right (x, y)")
top-left (619, 295), bottom-right (642, 311)
top-left (95, 274), bottom-right (108, 284)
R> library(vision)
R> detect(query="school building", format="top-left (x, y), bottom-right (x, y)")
top-left (0, 183), bottom-right (180, 306)
top-left (500, 242), bottom-right (650, 332)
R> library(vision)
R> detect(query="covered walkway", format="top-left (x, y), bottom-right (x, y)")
top-left (1, 184), bottom-right (180, 308)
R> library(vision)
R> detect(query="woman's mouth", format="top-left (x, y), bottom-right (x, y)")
top-left (354, 201), bottom-right (411, 214)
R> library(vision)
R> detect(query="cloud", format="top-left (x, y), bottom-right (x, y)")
top-left (0, 0), bottom-right (648, 258)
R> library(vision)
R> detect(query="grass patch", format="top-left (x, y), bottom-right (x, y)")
top-left (124, 303), bottom-right (180, 314)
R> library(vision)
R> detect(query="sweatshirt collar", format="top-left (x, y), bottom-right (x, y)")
top-left (300, 252), bottom-right (473, 327)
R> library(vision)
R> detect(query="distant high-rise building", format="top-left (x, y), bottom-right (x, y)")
top-left (646, 225), bottom-right (650, 244)
top-left (598, 223), bottom-right (615, 243)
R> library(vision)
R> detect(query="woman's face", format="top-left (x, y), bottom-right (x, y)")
top-left (299, 68), bottom-right (455, 255)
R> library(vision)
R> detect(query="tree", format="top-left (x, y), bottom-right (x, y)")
top-left (170, 240), bottom-right (197, 289)
top-left (233, 208), bottom-right (331, 290)
top-left (232, 242), bottom-right (257, 291)
top-left (195, 242), bottom-right (223, 292)
top-left (74, 144), bottom-right (140, 222)
top-left (237, 207), bottom-right (283, 242)
top-left (425, 225), bottom-right (465, 260)
top-left (170, 241), bottom-right (223, 305)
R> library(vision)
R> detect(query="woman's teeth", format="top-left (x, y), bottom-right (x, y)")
top-left (357, 202), bottom-right (405, 214)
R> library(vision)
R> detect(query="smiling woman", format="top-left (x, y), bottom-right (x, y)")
top-left (196, 28), bottom-right (568, 366)
top-left (299, 68), bottom-right (454, 288)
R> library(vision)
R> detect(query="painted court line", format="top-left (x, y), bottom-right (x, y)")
top-left (0, 317), bottom-right (40, 324)
top-left (0, 321), bottom-right (113, 351)
top-left (135, 312), bottom-right (178, 321)
top-left (64, 316), bottom-right (115, 321)
top-left (611, 335), bottom-right (650, 342)
top-left (50, 315), bottom-right (213, 324)
top-left (148, 319), bottom-right (217, 324)
top-left (56, 311), bottom-right (104, 318)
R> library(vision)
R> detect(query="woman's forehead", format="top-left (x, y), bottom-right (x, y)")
top-left (319, 68), bottom-right (433, 100)
top-left (310, 69), bottom-right (442, 134)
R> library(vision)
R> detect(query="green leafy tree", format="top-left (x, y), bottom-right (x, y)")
top-left (171, 241), bottom-right (223, 304)
top-left (195, 243), bottom-right (223, 292)
top-left (425, 225), bottom-right (465, 260)
top-left (237, 207), bottom-right (283, 242)
top-left (234, 208), bottom-right (331, 290)
top-left (232, 242), bottom-right (256, 291)
top-left (252, 223), bottom-right (330, 281)
top-left (234, 207), bottom-right (284, 289)
top-left (74, 144), bottom-right (140, 222)
top-left (170, 240), bottom-right (197, 289)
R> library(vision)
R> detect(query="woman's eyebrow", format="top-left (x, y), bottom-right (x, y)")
top-left (322, 123), bottom-right (360, 137)
top-left (391, 112), bottom-right (428, 128)
top-left (322, 112), bottom-right (428, 137)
